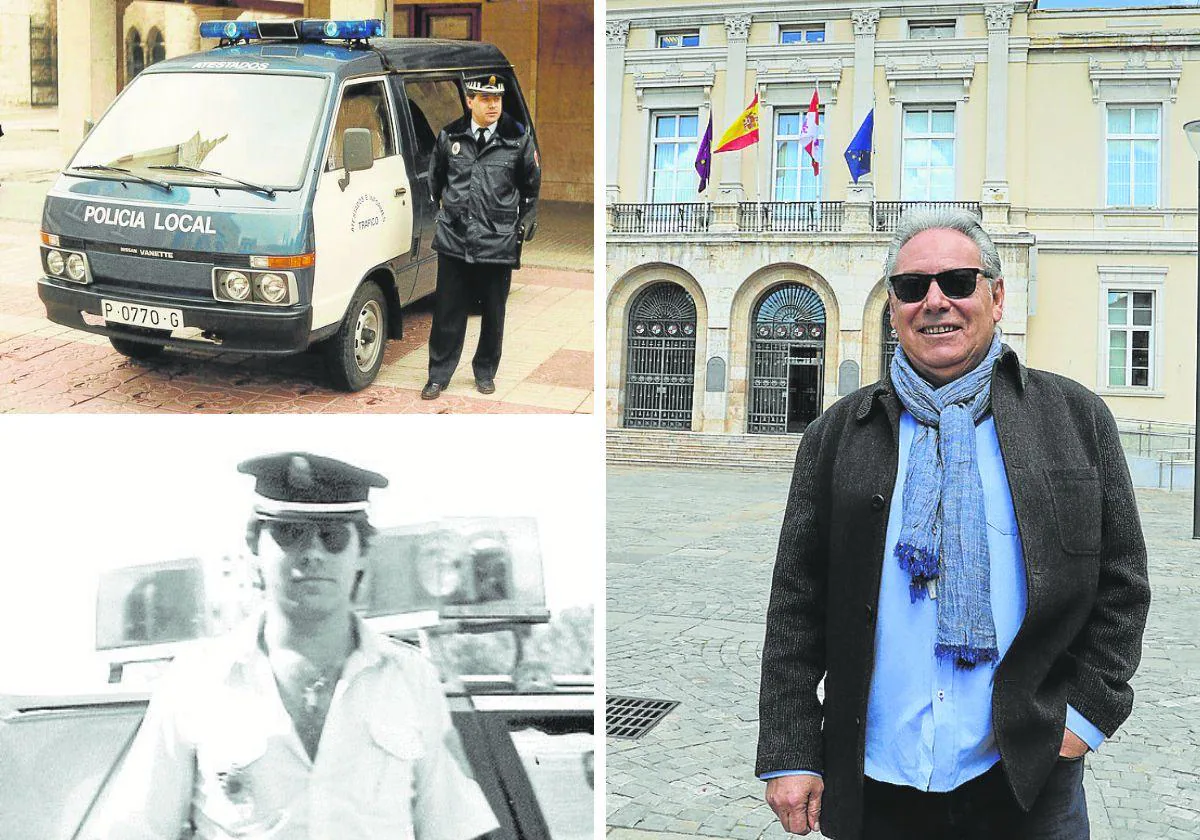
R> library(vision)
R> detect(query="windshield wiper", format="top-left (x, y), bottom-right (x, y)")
top-left (148, 164), bottom-right (276, 198)
top-left (70, 164), bottom-right (173, 191)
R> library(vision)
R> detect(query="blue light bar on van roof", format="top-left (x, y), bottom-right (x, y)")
top-left (298, 19), bottom-right (383, 40)
top-left (199, 20), bottom-right (260, 41)
top-left (200, 18), bottom-right (382, 42)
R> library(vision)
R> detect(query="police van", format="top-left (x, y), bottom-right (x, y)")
top-left (37, 19), bottom-right (539, 390)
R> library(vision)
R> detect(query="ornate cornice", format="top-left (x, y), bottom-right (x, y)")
top-left (632, 63), bottom-right (717, 109)
top-left (1088, 53), bottom-right (1182, 102)
top-left (754, 57), bottom-right (845, 104)
top-left (884, 54), bottom-right (977, 102)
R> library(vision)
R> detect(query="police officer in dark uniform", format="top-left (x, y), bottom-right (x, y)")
top-left (421, 75), bottom-right (540, 400)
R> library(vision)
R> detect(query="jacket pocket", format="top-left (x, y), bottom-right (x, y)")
top-left (488, 207), bottom-right (519, 232)
top-left (1045, 467), bottom-right (1101, 555)
top-left (365, 719), bottom-right (424, 805)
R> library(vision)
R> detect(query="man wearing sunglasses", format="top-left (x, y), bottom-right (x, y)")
top-left (95, 452), bottom-right (499, 840)
top-left (759, 209), bottom-right (1149, 840)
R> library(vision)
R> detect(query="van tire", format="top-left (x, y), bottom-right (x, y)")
top-left (324, 280), bottom-right (388, 391)
top-left (109, 336), bottom-right (165, 361)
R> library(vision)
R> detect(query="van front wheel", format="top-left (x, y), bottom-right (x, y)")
top-left (324, 280), bottom-right (388, 391)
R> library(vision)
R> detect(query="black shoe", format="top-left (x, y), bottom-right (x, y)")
top-left (421, 381), bottom-right (444, 400)
top-left (475, 378), bottom-right (496, 395)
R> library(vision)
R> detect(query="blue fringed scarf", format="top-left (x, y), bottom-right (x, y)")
top-left (889, 333), bottom-right (1003, 669)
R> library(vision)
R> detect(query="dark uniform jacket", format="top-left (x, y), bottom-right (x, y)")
top-left (756, 347), bottom-right (1150, 840)
top-left (428, 112), bottom-right (540, 266)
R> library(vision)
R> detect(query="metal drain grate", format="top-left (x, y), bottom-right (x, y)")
top-left (606, 695), bottom-right (679, 739)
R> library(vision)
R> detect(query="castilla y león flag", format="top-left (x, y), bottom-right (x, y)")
top-left (713, 92), bottom-right (760, 153)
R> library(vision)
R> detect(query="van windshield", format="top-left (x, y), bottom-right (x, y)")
top-left (69, 72), bottom-right (329, 191)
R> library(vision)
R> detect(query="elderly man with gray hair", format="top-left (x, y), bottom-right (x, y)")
top-left (757, 208), bottom-right (1151, 840)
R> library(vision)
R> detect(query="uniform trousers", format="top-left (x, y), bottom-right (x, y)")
top-left (427, 253), bottom-right (512, 385)
top-left (861, 757), bottom-right (1089, 840)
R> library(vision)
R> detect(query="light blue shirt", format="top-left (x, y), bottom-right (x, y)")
top-left (762, 410), bottom-right (1104, 786)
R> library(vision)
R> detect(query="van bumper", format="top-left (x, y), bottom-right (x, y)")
top-left (38, 278), bottom-right (313, 355)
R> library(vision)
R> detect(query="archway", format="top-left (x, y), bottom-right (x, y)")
top-left (748, 283), bottom-right (827, 434)
top-left (622, 281), bottom-right (698, 429)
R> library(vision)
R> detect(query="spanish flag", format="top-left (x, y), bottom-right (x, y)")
top-left (713, 92), bottom-right (760, 153)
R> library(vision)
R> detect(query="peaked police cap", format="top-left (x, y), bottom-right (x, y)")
top-left (237, 452), bottom-right (388, 517)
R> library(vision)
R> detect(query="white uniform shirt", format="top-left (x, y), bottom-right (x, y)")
top-left (91, 615), bottom-right (499, 840)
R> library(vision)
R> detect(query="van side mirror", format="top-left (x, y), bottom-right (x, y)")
top-left (339, 128), bottom-right (374, 190)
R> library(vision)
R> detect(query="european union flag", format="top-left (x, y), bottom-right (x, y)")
top-left (844, 109), bottom-right (874, 184)
top-left (695, 114), bottom-right (713, 192)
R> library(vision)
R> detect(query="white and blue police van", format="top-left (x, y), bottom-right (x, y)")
top-left (37, 19), bottom-right (538, 390)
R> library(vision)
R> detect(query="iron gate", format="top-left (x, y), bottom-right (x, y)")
top-left (882, 306), bottom-right (899, 379)
top-left (623, 282), bottom-right (697, 429)
top-left (748, 284), bottom-right (826, 434)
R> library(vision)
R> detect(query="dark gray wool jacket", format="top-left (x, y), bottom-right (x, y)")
top-left (756, 346), bottom-right (1151, 840)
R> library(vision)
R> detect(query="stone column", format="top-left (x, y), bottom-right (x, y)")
top-left (605, 20), bottom-right (629, 207)
top-left (982, 4), bottom-right (1014, 226)
top-left (715, 13), bottom-right (751, 202)
top-left (843, 8), bottom-right (879, 232)
top-left (57, 0), bottom-right (117, 155)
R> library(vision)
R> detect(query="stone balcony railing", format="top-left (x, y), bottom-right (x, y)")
top-left (606, 200), bottom-right (984, 235)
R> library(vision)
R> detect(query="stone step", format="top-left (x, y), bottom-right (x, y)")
top-left (606, 429), bottom-right (801, 470)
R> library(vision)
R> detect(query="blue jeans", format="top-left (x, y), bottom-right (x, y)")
top-left (862, 757), bottom-right (1089, 840)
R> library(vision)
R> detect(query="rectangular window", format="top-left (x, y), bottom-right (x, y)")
top-left (780, 25), bottom-right (825, 44)
top-left (908, 19), bottom-right (956, 39)
top-left (1106, 290), bottom-right (1155, 388)
top-left (1106, 105), bottom-right (1160, 207)
top-left (901, 107), bottom-right (955, 200)
top-left (657, 30), bottom-right (699, 48)
top-left (773, 109), bottom-right (824, 201)
top-left (649, 112), bottom-right (700, 203)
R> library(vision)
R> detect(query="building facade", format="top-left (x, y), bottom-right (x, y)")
top-left (605, 0), bottom-right (1199, 435)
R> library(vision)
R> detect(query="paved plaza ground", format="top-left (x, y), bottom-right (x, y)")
top-left (0, 106), bottom-right (594, 413)
top-left (607, 465), bottom-right (1200, 840)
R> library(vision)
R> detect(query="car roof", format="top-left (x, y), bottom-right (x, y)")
top-left (148, 38), bottom-right (511, 78)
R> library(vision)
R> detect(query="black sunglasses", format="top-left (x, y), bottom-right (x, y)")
top-left (888, 268), bottom-right (987, 304)
top-left (265, 520), bottom-right (354, 553)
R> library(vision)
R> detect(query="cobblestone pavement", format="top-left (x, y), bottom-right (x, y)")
top-left (0, 107), bottom-right (594, 414)
top-left (607, 465), bottom-right (1200, 840)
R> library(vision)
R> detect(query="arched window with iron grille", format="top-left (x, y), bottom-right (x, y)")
top-left (623, 282), bottom-right (698, 429)
top-left (748, 283), bottom-right (826, 434)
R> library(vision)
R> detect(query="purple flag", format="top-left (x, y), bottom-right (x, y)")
top-left (695, 114), bottom-right (713, 193)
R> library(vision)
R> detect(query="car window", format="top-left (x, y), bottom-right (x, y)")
top-left (404, 78), bottom-right (466, 173)
top-left (327, 80), bottom-right (397, 171)
top-left (0, 705), bottom-right (145, 840)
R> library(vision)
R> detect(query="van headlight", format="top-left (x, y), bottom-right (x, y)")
top-left (44, 247), bottom-right (90, 283)
top-left (66, 253), bottom-right (87, 282)
top-left (213, 268), bottom-right (297, 305)
top-left (221, 271), bottom-right (251, 301)
top-left (46, 250), bottom-right (65, 275)
top-left (256, 273), bottom-right (288, 304)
